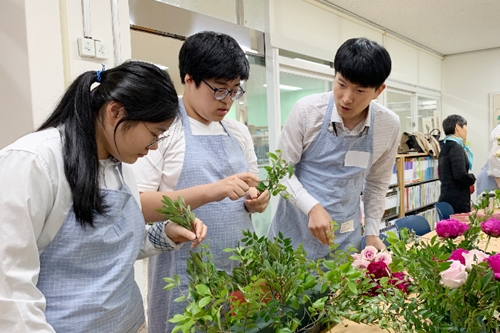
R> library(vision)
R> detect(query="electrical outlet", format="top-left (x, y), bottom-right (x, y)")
top-left (77, 37), bottom-right (95, 58)
top-left (94, 40), bottom-right (109, 60)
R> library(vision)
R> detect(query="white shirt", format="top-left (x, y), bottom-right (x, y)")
top-left (279, 92), bottom-right (400, 236)
top-left (132, 116), bottom-right (258, 192)
top-left (488, 124), bottom-right (500, 177)
top-left (0, 128), bottom-right (177, 333)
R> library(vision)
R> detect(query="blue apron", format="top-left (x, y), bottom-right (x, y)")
top-left (268, 96), bottom-right (374, 260)
top-left (37, 164), bottom-right (145, 333)
top-left (477, 162), bottom-right (499, 195)
top-left (147, 100), bottom-right (252, 333)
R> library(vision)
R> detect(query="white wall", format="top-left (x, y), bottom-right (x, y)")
top-left (442, 48), bottom-right (500, 179)
top-left (0, 0), bottom-right (37, 149)
top-left (267, 0), bottom-right (442, 91)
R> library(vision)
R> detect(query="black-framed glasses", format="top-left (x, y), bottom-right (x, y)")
top-left (143, 123), bottom-right (169, 148)
top-left (202, 80), bottom-right (245, 101)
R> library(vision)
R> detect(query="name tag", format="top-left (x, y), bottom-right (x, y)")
top-left (344, 151), bottom-right (370, 168)
top-left (340, 219), bottom-right (355, 233)
top-left (138, 323), bottom-right (147, 333)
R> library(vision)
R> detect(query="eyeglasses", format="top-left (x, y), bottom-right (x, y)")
top-left (143, 123), bottom-right (169, 148)
top-left (202, 80), bottom-right (245, 101)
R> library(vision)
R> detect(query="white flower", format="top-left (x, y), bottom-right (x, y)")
top-left (462, 250), bottom-right (489, 271)
top-left (440, 260), bottom-right (468, 289)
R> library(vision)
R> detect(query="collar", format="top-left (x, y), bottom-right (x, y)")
top-left (331, 100), bottom-right (371, 133)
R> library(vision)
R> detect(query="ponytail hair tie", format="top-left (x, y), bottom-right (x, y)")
top-left (96, 64), bottom-right (106, 82)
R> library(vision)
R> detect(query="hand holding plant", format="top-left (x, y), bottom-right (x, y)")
top-left (156, 195), bottom-right (196, 232)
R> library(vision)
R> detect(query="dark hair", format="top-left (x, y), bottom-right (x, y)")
top-left (178, 31), bottom-right (250, 86)
top-left (333, 37), bottom-right (391, 89)
top-left (442, 114), bottom-right (467, 136)
top-left (38, 61), bottom-right (179, 227)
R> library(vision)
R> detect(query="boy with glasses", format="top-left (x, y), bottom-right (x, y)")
top-left (131, 31), bottom-right (270, 333)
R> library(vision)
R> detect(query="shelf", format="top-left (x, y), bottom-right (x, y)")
top-left (404, 178), bottom-right (439, 187)
top-left (382, 213), bottom-right (400, 221)
top-left (405, 202), bottom-right (437, 215)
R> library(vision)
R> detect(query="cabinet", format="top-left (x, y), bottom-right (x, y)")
top-left (393, 153), bottom-right (440, 228)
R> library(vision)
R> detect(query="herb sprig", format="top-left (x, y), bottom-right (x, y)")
top-left (256, 149), bottom-right (294, 199)
top-left (156, 195), bottom-right (195, 232)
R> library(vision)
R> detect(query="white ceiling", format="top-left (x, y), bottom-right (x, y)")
top-left (317, 0), bottom-right (500, 56)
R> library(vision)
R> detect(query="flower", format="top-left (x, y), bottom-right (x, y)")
top-left (485, 253), bottom-right (500, 280)
top-left (462, 249), bottom-right (489, 271)
top-left (439, 260), bottom-right (468, 289)
top-left (367, 261), bottom-right (390, 279)
top-left (480, 218), bottom-right (500, 237)
top-left (374, 251), bottom-right (392, 265)
top-left (352, 259), bottom-right (371, 269)
top-left (389, 271), bottom-right (411, 293)
top-left (352, 247), bottom-right (408, 297)
top-left (435, 219), bottom-right (469, 238)
top-left (360, 245), bottom-right (377, 261)
top-left (447, 248), bottom-right (469, 265)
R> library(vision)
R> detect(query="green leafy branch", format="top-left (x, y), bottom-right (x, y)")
top-left (156, 195), bottom-right (195, 232)
top-left (256, 150), bottom-right (294, 199)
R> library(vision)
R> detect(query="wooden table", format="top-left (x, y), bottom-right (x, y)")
top-left (321, 320), bottom-right (385, 333)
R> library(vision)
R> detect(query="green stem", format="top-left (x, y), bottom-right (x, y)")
top-left (484, 235), bottom-right (491, 252)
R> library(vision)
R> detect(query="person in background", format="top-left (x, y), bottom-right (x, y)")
top-left (438, 114), bottom-right (476, 213)
top-left (0, 61), bottom-right (207, 333)
top-left (477, 124), bottom-right (500, 195)
top-left (131, 31), bottom-right (270, 333)
top-left (266, 37), bottom-right (400, 260)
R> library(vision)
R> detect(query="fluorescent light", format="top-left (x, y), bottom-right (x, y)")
top-left (421, 100), bottom-right (437, 105)
top-left (294, 58), bottom-right (331, 68)
top-left (240, 45), bottom-right (258, 54)
top-left (263, 84), bottom-right (303, 91)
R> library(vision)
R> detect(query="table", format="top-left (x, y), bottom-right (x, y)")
top-left (321, 320), bottom-right (385, 333)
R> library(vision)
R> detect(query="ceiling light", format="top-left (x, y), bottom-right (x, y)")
top-left (294, 58), bottom-right (332, 68)
top-left (240, 45), bottom-right (258, 54)
top-left (263, 84), bottom-right (303, 91)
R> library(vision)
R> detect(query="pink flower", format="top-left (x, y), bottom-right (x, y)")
top-left (367, 261), bottom-right (390, 279)
top-left (485, 253), bottom-right (500, 280)
top-left (351, 253), bottom-right (362, 261)
top-left (481, 218), bottom-right (500, 237)
top-left (448, 248), bottom-right (469, 265)
top-left (374, 251), bottom-right (393, 265)
top-left (435, 219), bottom-right (470, 238)
top-left (462, 250), bottom-right (489, 271)
top-left (439, 260), bottom-right (468, 289)
top-left (352, 259), bottom-right (371, 269)
top-left (361, 246), bottom-right (377, 261)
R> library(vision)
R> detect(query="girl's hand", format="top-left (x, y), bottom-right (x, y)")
top-left (165, 218), bottom-right (207, 248)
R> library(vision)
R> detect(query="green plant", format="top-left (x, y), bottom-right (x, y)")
top-left (156, 195), bottom-right (196, 232)
top-left (365, 194), bottom-right (500, 333)
top-left (256, 150), bottom-right (294, 199)
top-left (164, 228), bottom-right (398, 333)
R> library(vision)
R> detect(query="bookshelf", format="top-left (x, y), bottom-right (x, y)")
top-left (394, 153), bottom-right (440, 228)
